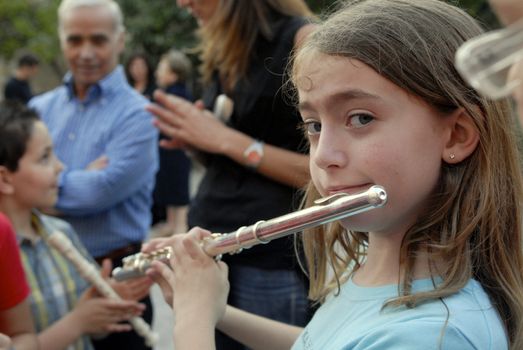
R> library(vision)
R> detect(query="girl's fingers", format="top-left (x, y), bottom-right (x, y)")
top-left (149, 261), bottom-right (174, 287)
top-left (171, 227), bottom-right (210, 266)
top-left (217, 260), bottom-right (228, 274)
top-left (147, 260), bottom-right (175, 306)
top-left (142, 237), bottom-right (168, 253)
top-left (183, 232), bottom-right (210, 261)
top-left (142, 236), bottom-right (179, 253)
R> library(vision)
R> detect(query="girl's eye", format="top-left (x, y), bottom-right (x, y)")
top-left (302, 120), bottom-right (321, 135)
top-left (348, 113), bottom-right (374, 128)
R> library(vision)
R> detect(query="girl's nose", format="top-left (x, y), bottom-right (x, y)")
top-left (312, 130), bottom-right (348, 170)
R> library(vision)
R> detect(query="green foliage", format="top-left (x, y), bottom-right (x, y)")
top-left (119, 0), bottom-right (197, 62)
top-left (0, 0), bottom-right (60, 62)
top-left (0, 0), bottom-right (498, 73)
top-left (454, 0), bottom-right (500, 30)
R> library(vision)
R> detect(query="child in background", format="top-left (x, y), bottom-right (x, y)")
top-left (155, 49), bottom-right (193, 102)
top-left (150, 49), bottom-right (193, 237)
top-left (147, 0), bottom-right (523, 349)
top-left (0, 213), bottom-right (38, 350)
top-left (0, 101), bottom-right (150, 350)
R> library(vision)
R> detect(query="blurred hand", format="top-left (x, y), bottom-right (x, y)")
top-left (146, 90), bottom-right (231, 153)
top-left (111, 276), bottom-right (153, 302)
top-left (72, 286), bottom-right (146, 335)
top-left (0, 333), bottom-right (11, 350)
top-left (98, 258), bottom-right (152, 301)
top-left (87, 155), bottom-right (109, 171)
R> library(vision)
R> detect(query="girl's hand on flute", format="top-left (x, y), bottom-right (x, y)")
top-left (148, 259), bottom-right (175, 307)
top-left (142, 226), bottom-right (211, 253)
top-left (174, 228), bottom-right (229, 326)
top-left (71, 286), bottom-right (146, 335)
top-left (148, 227), bottom-right (229, 326)
top-left (141, 236), bottom-right (171, 253)
top-left (145, 230), bottom-right (204, 306)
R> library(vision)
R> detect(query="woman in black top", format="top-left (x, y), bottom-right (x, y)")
top-left (148, 1), bottom-right (315, 349)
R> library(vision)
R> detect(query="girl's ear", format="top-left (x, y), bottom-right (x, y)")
top-left (442, 107), bottom-right (479, 164)
top-left (0, 166), bottom-right (15, 195)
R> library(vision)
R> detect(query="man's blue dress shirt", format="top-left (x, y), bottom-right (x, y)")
top-left (30, 66), bottom-right (158, 257)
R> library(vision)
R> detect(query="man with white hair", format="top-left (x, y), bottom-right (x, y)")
top-left (29, 1), bottom-right (158, 349)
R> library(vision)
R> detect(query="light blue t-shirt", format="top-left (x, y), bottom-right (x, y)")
top-left (292, 278), bottom-right (507, 350)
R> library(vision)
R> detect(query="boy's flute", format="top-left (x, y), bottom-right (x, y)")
top-left (112, 185), bottom-right (387, 281)
top-left (46, 231), bottom-right (158, 347)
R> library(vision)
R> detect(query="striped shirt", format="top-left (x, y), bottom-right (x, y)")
top-left (29, 66), bottom-right (158, 257)
top-left (19, 212), bottom-right (94, 350)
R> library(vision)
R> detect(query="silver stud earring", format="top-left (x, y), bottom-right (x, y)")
top-left (449, 153), bottom-right (455, 160)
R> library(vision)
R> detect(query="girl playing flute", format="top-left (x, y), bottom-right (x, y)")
top-left (146, 0), bottom-right (523, 348)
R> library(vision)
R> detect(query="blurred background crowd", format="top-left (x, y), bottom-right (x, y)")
top-left (0, 0), bottom-right (499, 100)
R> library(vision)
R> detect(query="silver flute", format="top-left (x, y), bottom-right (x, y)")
top-left (112, 185), bottom-right (387, 281)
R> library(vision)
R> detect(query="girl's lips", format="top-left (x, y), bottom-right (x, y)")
top-left (327, 184), bottom-right (373, 196)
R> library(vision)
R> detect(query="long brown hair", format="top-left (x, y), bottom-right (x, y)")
top-left (291, 0), bottom-right (523, 348)
top-left (197, 0), bottom-right (312, 91)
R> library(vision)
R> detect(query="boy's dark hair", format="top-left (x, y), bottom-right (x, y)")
top-left (18, 54), bottom-right (39, 68)
top-left (0, 101), bottom-right (40, 171)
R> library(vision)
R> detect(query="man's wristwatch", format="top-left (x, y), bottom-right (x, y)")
top-left (243, 139), bottom-right (264, 169)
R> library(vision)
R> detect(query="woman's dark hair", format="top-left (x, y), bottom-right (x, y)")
top-left (124, 52), bottom-right (155, 87)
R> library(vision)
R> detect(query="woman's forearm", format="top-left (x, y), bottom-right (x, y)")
top-left (219, 128), bottom-right (310, 188)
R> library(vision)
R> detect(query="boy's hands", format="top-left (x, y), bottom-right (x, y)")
top-left (71, 286), bottom-right (146, 335)
top-left (98, 258), bottom-right (153, 301)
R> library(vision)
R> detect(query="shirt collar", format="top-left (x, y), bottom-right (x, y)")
top-left (63, 65), bottom-right (127, 101)
top-left (17, 211), bottom-right (45, 246)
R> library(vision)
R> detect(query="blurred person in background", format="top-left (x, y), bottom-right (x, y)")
top-left (125, 52), bottom-right (157, 101)
top-left (150, 49), bottom-right (193, 238)
top-left (4, 54), bottom-right (40, 105)
top-left (29, 0), bottom-right (158, 349)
